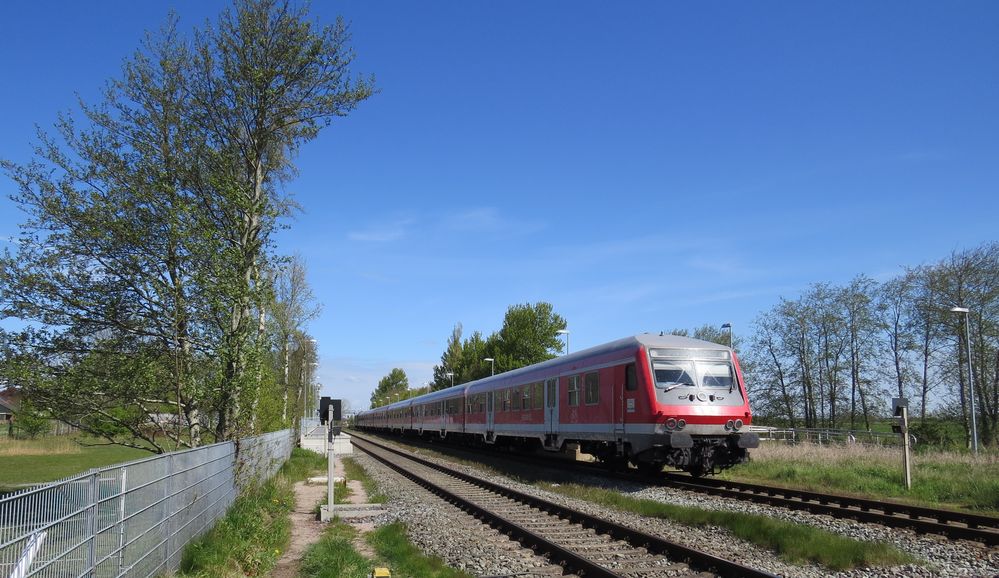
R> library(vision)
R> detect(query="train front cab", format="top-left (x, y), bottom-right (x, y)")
top-left (630, 341), bottom-right (759, 476)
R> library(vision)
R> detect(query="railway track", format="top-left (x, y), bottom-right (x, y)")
top-left (351, 433), bottom-right (779, 578)
top-left (657, 473), bottom-right (999, 546)
top-left (351, 430), bottom-right (999, 547)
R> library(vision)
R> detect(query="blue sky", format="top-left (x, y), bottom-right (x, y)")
top-left (2, 2), bottom-right (997, 413)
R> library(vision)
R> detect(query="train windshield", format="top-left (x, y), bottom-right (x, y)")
top-left (651, 349), bottom-right (736, 391)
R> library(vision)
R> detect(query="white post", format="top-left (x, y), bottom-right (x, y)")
top-left (326, 405), bottom-right (335, 519)
top-left (900, 406), bottom-right (912, 490)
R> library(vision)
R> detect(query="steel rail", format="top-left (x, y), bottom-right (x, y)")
top-left (351, 433), bottom-right (779, 578)
top-left (659, 473), bottom-right (999, 546)
top-left (351, 429), bottom-right (999, 547)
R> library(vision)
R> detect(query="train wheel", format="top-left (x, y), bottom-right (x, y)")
top-left (636, 462), bottom-right (663, 476)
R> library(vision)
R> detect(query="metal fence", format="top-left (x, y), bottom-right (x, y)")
top-left (0, 429), bottom-right (293, 578)
top-left (749, 425), bottom-right (912, 446)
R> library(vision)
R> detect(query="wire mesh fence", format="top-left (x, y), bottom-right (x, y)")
top-left (0, 429), bottom-right (293, 578)
top-left (749, 425), bottom-right (912, 446)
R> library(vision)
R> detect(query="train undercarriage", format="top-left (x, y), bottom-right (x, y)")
top-left (581, 432), bottom-right (759, 477)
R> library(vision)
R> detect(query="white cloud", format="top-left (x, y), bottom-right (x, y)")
top-left (347, 217), bottom-right (415, 242)
top-left (443, 207), bottom-right (545, 236)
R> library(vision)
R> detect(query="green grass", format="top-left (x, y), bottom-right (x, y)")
top-left (299, 522), bottom-right (473, 578)
top-left (367, 522), bottom-right (474, 578)
top-left (177, 448), bottom-right (327, 577)
top-left (0, 435), bottom-right (150, 491)
top-left (543, 482), bottom-right (915, 571)
top-left (721, 442), bottom-right (999, 513)
top-left (299, 522), bottom-right (373, 578)
top-left (342, 456), bottom-right (388, 504)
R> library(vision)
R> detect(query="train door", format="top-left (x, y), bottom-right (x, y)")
top-left (486, 391), bottom-right (495, 442)
top-left (613, 365), bottom-right (626, 448)
top-left (544, 377), bottom-right (559, 448)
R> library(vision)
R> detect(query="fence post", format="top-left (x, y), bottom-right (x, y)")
top-left (86, 472), bottom-right (98, 577)
top-left (117, 468), bottom-right (128, 576)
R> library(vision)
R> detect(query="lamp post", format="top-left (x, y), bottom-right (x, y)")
top-left (446, 371), bottom-right (454, 388)
top-left (557, 329), bottom-right (570, 355)
top-left (483, 357), bottom-right (495, 376)
top-left (721, 323), bottom-right (733, 349)
top-left (950, 307), bottom-right (978, 455)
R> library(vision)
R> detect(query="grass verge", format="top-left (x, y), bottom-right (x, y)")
top-left (543, 482), bottom-right (916, 571)
top-left (299, 521), bottom-right (473, 578)
top-left (723, 442), bottom-right (999, 513)
top-left (177, 447), bottom-right (326, 577)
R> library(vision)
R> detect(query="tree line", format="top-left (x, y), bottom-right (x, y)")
top-left (0, 0), bottom-right (372, 451)
top-left (369, 302), bottom-right (567, 408)
top-left (743, 242), bottom-right (998, 448)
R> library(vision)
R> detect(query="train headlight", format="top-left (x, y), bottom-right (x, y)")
top-left (676, 419), bottom-right (686, 430)
top-left (725, 419), bottom-right (735, 431)
top-left (665, 417), bottom-right (677, 430)
top-left (734, 419), bottom-right (743, 431)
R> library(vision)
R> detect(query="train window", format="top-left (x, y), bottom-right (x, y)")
top-left (654, 360), bottom-right (695, 389)
top-left (567, 375), bottom-right (580, 406)
top-left (584, 372), bottom-right (599, 405)
top-left (512, 388), bottom-right (521, 411)
top-left (533, 382), bottom-right (543, 410)
top-left (502, 390), bottom-right (511, 412)
top-left (625, 364), bottom-right (637, 391)
top-left (698, 362), bottom-right (735, 388)
top-left (546, 379), bottom-right (557, 408)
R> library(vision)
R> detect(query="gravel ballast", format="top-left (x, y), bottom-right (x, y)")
top-left (350, 441), bottom-right (999, 577)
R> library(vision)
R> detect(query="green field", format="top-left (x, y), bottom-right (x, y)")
top-left (0, 435), bottom-right (152, 491)
top-left (722, 441), bottom-right (999, 514)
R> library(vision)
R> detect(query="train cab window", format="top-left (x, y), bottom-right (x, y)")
top-left (567, 375), bottom-right (580, 406)
top-left (584, 372), bottom-right (599, 405)
top-left (625, 364), bottom-right (637, 391)
top-left (699, 362), bottom-right (735, 388)
top-left (654, 360), bottom-right (695, 390)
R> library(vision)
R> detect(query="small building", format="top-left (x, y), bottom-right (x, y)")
top-left (0, 391), bottom-right (19, 435)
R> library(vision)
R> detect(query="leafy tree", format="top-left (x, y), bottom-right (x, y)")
top-left (187, 0), bottom-right (374, 441)
top-left (0, 20), bottom-right (213, 451)
top-left (0, 0), bottom-right (372, 451)
top-left (268, 255), bottom-right (321, 429)
top-left (14, 399), bottom-right (50, 439)
top-left (431, 324), bottom-right (464, 391)
top-left (492, 302), bottom-right (566, 370)
top-left (370, 368), bottom-right (409, 408)
top-left (428, 302), bottom-right (567, 389)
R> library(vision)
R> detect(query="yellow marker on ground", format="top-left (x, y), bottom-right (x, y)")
top-left (370, 568), bottom-right (391, 578)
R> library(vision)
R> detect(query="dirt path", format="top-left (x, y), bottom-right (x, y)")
top-left (270, 479), bottom-right (327, 578)
top-left (271, 449), bottom-right (379, 577)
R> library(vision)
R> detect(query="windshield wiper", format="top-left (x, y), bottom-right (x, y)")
top-left (661, 382), bottom-right (692, 393)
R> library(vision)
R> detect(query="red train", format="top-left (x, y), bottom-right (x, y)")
top-left (355, 334), bottom-right (759, 476)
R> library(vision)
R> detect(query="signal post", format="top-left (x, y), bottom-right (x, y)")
top-left (319, 396), bottom-right (343, 521)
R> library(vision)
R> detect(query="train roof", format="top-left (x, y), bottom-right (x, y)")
top-left (465, 333), bottom-right (729, 387)
top-left (357, 334), bottom-right (730, 415)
